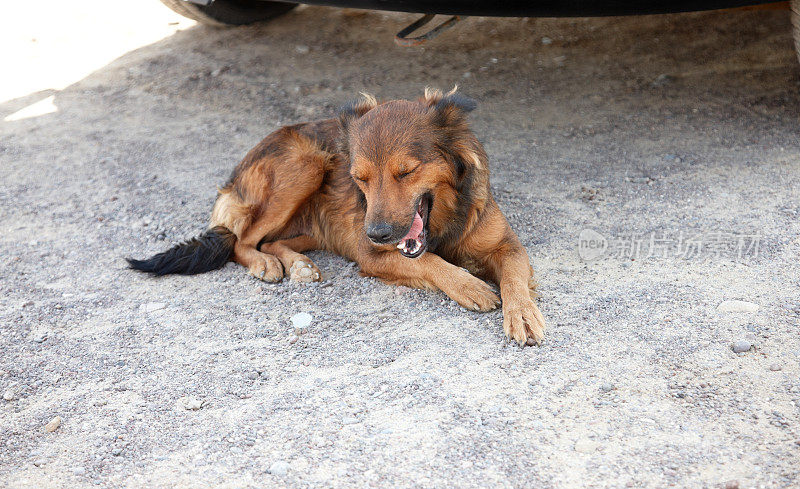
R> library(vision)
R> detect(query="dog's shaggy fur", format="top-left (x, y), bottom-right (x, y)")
top-left (128, 89), bottom-right (545, 344)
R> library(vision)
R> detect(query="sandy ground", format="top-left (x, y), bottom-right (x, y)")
top-left (1, 1), bottom-right (799, 488)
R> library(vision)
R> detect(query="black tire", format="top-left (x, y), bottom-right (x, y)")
top-left (160, 0), bottom-right (296, 26)
top-left (793, 0), bottom-right (800, 65)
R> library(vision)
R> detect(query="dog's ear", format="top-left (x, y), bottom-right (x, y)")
top-left (423, 87), bottom-right (477, 128)
top-left (337, 92), bottom-right (378, 133)
top-left (424, 88), bottom-right (484, 172)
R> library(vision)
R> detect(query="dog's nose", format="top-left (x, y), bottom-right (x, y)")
top-left (366, 223), bottom-right (396, 244)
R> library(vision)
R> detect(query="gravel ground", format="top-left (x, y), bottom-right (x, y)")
top-left (1, 2), bottom-right (799, 488)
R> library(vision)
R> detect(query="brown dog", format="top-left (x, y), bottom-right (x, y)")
top-left (128, 88), bottom-right (545, 345)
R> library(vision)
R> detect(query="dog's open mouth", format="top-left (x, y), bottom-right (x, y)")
top-left (397, 195), bottom-right (431, 259)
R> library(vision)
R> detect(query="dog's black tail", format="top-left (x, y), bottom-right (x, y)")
top-left (127, 226), bottom-right (236, 276)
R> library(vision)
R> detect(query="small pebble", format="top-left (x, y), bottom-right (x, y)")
top-left (725, 480), bottom-right (739, 489)
top-left (574, 439), bottom-right (600, 453)
top-left (71, 466), bottom-right (86, 476)
top-left (769, 363), bottom-right (782, 371)
top-left (111, 448), bottom-right (123, 456)
top-left (541, 36), bottom-right (552, 45)
top-left (717, 300), bottom-right (759, 313)
top-left (44, 416), bottom-right (61, 432)
top-left (732, 341), bottom-right (752, 353)
top-left (178, 396), bottom-right (205, 411)
top-left (600, 383), bottom-right (615, 392)
top-left (651, 73), bottom-right (675, 87)
top-left (269, 460), bottom-right (290, 476)
top-left (290, 312), bottom-right (312, 330)
top-left (140, 302), bottom-right (166, 313)
top-left (288, 336), bottom-right (299, 345)
top-left (3, 388), bottom-right (16, 401)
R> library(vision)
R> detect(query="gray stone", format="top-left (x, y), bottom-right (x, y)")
top-left (732, 341), bottom-right (752, 353)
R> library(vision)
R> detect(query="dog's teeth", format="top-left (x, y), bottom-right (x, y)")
top-left (397, 242), bottom-right (404, 250)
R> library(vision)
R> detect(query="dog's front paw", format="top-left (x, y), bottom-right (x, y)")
top-left (446, 271), bottom-right (500, 312)
top-left (288, 257), bottom-right (321, 283)
top-left (502, 297), bottom-right (546, 346)
top-left (248, 253), bottom-right (284, 282)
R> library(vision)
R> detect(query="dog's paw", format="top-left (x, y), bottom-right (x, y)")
top-left (288, 258), bottom-right (321, 283)
top-left (447, 271), bottom-right (500, 312)
top-left (502, 297), bottom-right (546, 346)
top-left (248, 253), bottom-right (284, 282)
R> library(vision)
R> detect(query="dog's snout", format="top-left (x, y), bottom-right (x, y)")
top-left (366, 222), bottom-right (398, 244)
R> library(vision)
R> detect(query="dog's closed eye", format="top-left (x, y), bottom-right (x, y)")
top-left (396, 165), bottom-right (420, 180)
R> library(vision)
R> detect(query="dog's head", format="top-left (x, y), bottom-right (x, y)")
top-left (339, 88), bottom-right (486, 258)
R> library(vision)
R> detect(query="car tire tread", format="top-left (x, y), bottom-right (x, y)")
top-left (159, 0), bottom-right (296, 26)
top-left (792, 0), bottom-right (800, 64)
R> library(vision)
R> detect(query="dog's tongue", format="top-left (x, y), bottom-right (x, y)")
top-left (402, 210), bottom-right (424, 242)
